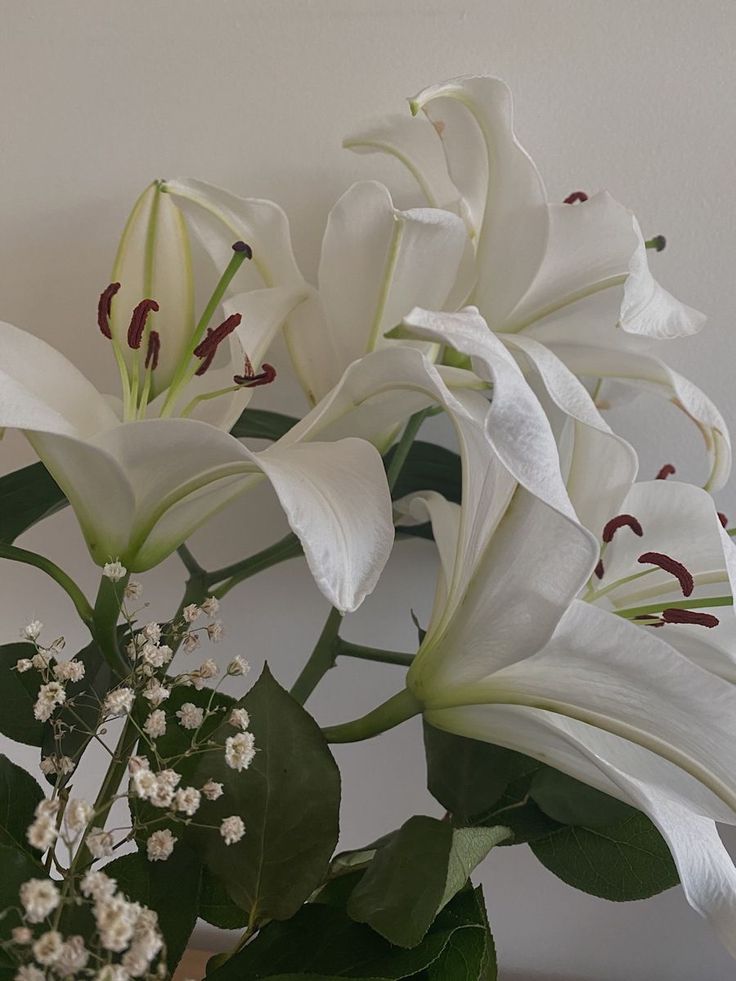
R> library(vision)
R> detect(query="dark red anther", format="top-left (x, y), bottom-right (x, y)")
top-left (193, 313), bottom-right (242, 359)
top-left (97, 282), bottom-right (121, 339)
top-left (232, 241), bottom-right (253, 258)
top-left (594, 559), bottom-right (604, 579)
top-left (145, 331), bottom-right (161, 371)
top-left (633, 614), bottom-right (665, 627)
top-left (234, 362), bottom-right (277, 388)
top-left (661, 608), bottom-right (720, 629)
top-left (718, 512), bottom-right (729, 528)
top-left (127, 299), bottom-right (159, 350)
top-left (638, 551), bottom-right (694, 597)
top-left (564, 191), bottom-right (589, 204)
top-left (656, 463), bottom-right (676, 480)
top-left (602, 514), bottom-right (644, 543)
top-left (194, 346), bottom-right (216, 376)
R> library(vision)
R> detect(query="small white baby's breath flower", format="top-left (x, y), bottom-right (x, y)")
top-left (227, 656), bottom-right (249, 677)
top-left (146, 828), bottom-right (177, 862)
top-left (202, 596), bottom-right (220, 616)
top-left (33, 681), bottom-right (66, 722)
top-left (86, 827), bottom-right (114, 859)
top-left (173, 786), bottom-right (201, 817)
top-left (19, 878), bottom-right (60, 923)
top-left (128, 755), bottom-right (150, 774)
top-left (181, 631), bottom-right (200, 654)
top-left (53, 659), bottom-right (85, 683)
top-left (220, 815), bottom-right (246, 845)
top-left (26, 816), bottom-right (57, 851)
top-left (201, 780), bottom-right (224, 801)
top-left (143, 622), bottom-right (162, 643)
top-left (225, 731), bottom-right (256, 772)
top-left (104, 687), bottom-right (135, 716)
top-left (15, 965), bottom-right (45, 981)
top-left (132, 769), bottom-right (157, 800)
top-left (55, 934), bottom-right (89, 975)
top-left (31, 651), bottom-right (51, 671)
top-left (142, 680), bottom-right (170, 707)
top-left (182, 604), bottom-right (201, 623)
top-left (142, 642), bottom-right (173, 669)
top-left (40, 755), bottom-right (75, 777)
top-left (80, 870), bottom-right (116, 901)
top-left (102, 560), bottom-right (127, 582)
top-left (94, 895), bottom-right (138, 952)
top-left (144, 709), bottom-right (167, 739)
top-left (14, 658), bottom-right (33, 673)
top-left (228, 708), bottom-right (250, 730)
top-left (32, 930), bottom-right (63, 966)
top-left (65, 798), bottom-right (93, 834)
top-left (21, 620), bottom-right (43, 641)
top-left (124, 579), bottom-right (143, 600)
top-left (207, 621), bottom-right (224, 643)
top-left (11, 926), bottom-right (32, 945)
top-left (176, 702), bottom-right (204, 730)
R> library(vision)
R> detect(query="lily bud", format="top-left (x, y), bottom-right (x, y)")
top-left (110, 181), bottom-right (194, 395)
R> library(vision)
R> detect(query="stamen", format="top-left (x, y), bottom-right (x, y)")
top-left (718, 512), bottom-right (728, 528)
top-left (602, 514), bottom-right (644, 543)
top-left (234, 362), bottom-right (276, 388)
top-left (637, 551), bottom-right (694, 597)
top-left (97, 283), bottom-right (121, 339)
top-left (656, 463), bottom-right (676, 480)
top-left (145, 331), bottom-right (161, 371)
top-left (563, 191), bottom-right (589, 204)
top-left (661, 608), bottom-right (719, 628)
top-left (594, 559), bottom-right (604, 579)
top-left (194, 347), bottom-right (216, 377)
top-left (127, 299), bottom-right (159, 350)
top-left (645, 235), bottom-right (667, 252)
top-left (193, 313), bottom-right (242, 360)
top-left (232, 241), bottom-right (253, 258)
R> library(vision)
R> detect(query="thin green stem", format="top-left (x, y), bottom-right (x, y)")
top-left (0, 542), bottom-right (93, 624)
top-left (616, 595), bottom-right (733, 619)
top-left (177, 543), bottom-right (205, 576)
top-left (207, 532), bottom-right (302, 596)
top-left (337, 640), bottom-right (414, 667)
top-left (290, 607), bottom-right (343, 706)
top-left (386, 408), bottom-right (431, 492)
top-left (323, 688), bottom-right (422, 743)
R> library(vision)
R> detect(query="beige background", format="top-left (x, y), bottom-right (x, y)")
top-left (1, 2), bottom-right (735, 977)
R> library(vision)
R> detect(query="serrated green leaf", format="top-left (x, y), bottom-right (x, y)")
top-left (428, 888), bottom-right (497, 981)
top-left (0, 755), bottom-right (44, 859)
top-left (161, 666), bottom-right (340, 926)
top-left (439, 827), bottom-right (509, 912)
top-left (106, 844), bottom-right (201, 971)
top-left (0, 461), bottom-right (67, 543)
top-left (231, 408), bottom-right (299, 441)
top-left (424, 723), bottom-right (537, 822)
top-left (0, 643), bottom-right (44, 746)
top-left (531, 811), bottom-right (679, 901)
top-left (530, 768), bottom-right (637, 828)
top-left (205, 887), bottom-right (488, 980)
top-left (347, 816), bottom-right (453, 948)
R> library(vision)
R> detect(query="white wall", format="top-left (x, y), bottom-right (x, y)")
top-left (1, 2), bottom-right (735, 977)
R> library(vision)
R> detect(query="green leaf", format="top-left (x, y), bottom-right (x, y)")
top-left (347, 816), bottom-right (453, 948)
top-left (424, 723), bottom-right (537, 823)
top-left (0, 461), bottom-right (67, 543)
top-left (0, 755), bottom-right (44, 859)
top-left (199, 869), bottom-right (248, 929)
top-left (0, 643), bottom-right (44, 746)
top-left (439, 827), bottom-right (510, 912)
top-left (530, 768), bottom-right (637, 828)
top-left (386, 441), bottom-right (461, 504)
top-left (231, 408), bottom-right (299, 441)
top-left (41, 637), bottom-right (116, 782)
top-left (0, 843), bottom-right (46, 939)
top-left (170, 666), bottom-right (340, 925)
top-left (106, 844), bottom-right (202, 971)
top-left (205, 886), bottom-right (489, 980)
top-left (427, 888), bottom-right (497, 981)
top-left (531, 811), bottom-right (679, 901)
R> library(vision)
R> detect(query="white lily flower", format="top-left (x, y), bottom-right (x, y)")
top-left (163, 177), bottom-right (472, 406)
top-left (345, 75), bottom-right (730, 489)
top-left (390, 467), bottom-right (736, 954)
top-left (0, 185), bottom-right (399, 612)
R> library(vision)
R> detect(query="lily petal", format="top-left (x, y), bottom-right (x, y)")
top-left (111, 181), bottom-right (195, 394)
top-left (548, 341), bottom-right (731, 490)
top-left (503, 332), bottom-right (638, 533)
top-left (343, 113), bottom-right (461, 212)
top-left (411, 75), bottom-right (549, 326)
top-left (0, 321), bottom-right (120, 437)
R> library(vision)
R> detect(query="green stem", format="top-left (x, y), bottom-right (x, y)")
top-left (91, 575), bottom-right (130, 678)
top-left (0, 542), bottom-right (93, 624)
top-left (386, 408), bottom-right (431, 492)
top-left (323, 688), bottom-right (422, 743)
top-left (616, 595), bottom-right (733, 619)
top-left (177, 543), bottom-right (205, 576)
top-left (337, 640), bottom-right (414, 667)
top-left (290, 607), bottom-right (342, 706)
top-left (207, 532), bottom-right (302, 596)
